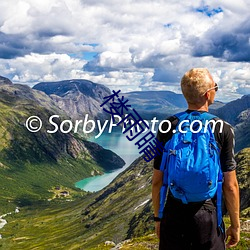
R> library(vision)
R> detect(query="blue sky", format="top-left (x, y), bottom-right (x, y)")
top-left (0, 0), bottom-right (249, 102)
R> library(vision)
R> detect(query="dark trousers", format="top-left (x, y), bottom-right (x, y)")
top-left (159, 195), bottom-right (225, 250)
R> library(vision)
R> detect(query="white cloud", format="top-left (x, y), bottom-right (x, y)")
top-left (0, 53), bottom-right (87, 85)
top-left (0, 0), bottom-right (249, 101)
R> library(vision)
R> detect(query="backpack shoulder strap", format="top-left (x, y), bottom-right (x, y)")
top-left (201, 112), bottom-right (223, 230)
top-left (174, 111), bottom-right (217, 122)
top-left (173, 111), bottom-right (189, 121)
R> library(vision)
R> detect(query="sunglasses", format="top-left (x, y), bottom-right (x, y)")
top-left (203, 83), bottom-right (218, 95)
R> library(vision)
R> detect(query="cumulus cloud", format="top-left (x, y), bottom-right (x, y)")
top-left (0, 0), bottom-right (249, 101)
top-left (0, 53), bottom-right (87, 85)
top-left (193, 18), bottom-right (250, 62)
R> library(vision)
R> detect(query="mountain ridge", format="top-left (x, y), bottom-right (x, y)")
top-left (213, 94), bottom-right (250, 125)
top-left (33, 79), bottom-right (112, 122)
top-left (212, 94), bottom-right (250, 152)
top-left (0, 76), bottom-right (12, 85)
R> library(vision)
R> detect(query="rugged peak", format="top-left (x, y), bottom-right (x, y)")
top-left (0, 76), bottom-right (12, 85)
top-left (32, 79), bottom-right (112, 121)
top-left (33, 79), bottom-right (111, 101)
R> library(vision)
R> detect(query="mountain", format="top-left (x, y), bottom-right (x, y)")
top-left (122, 91), bottom-right (224, 120)
top-left (33, 80), bottom-right (225, 123)
top-left (234, 108), bottom-right (250, 152)
top-left (0, 75), bottom-right (12, 85)
top-left (209, 100), bottom-right (225, 110)
top-left (0, 79), bottom-right (125, 212)
top-left (213, 94), bottom-right (250, 126)
top-left (212, 95), bottom-right (250, 152)
top-left (122, 91), bottom-right (186, 119)
top-left (33, 79), bottom-right (112, 122)
top-left (235, 148), bottom-right (250, 214)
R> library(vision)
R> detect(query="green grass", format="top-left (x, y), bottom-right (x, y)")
top-left (224, 217), bottom-right (250, 250)
top-left (0, 156), bottom-right (101, 213)
top-left (0, 198), bottom-right (89, 250)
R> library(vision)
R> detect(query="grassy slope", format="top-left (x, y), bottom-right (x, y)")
top-left (0, 199), bottom-right (88, 250)
top-left (235, 148), bottom-right (250, 214)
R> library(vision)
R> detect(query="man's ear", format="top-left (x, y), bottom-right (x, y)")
top-left (204, 92), bottom-right (209, 100)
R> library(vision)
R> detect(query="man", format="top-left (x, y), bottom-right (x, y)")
top-left (152, 68), bottom-right (240, 249)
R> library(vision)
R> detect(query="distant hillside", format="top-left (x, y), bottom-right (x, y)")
top-left (33, 79), bottom-right (111, 122)
top-left (209, 100), bottom-right (225, 110)
top-left (235, 148), bottom-right (250, 214)
top-left (123, 91), bottom-right (224, 120)
top-left (33, 80), bottom-right (225, 122)
top-left (33, 83), bottom-right (188, 121)
top-left (122, 91), bottom-right (186, 119)
top-left (234, 109), bottom-right (250, 152)
top-left (0, 81), bottom-right (124, 212)
top-left (211, 95), bottom-right (250, 152)
top-left (123, 91), bottom-right (249, 152)
top-left (0, 76), bottom-right (12, 85)
top-left (213, 94), bottom-right (250, 125)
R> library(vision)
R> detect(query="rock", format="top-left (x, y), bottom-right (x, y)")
top-left (105, 240), bottom-right (116, 247)
top-left (0, 76), bottom-right (12, 85)
top-left (83, 140), bottom-right (125, 171)
top-left (235, 148), bottom-right (250, 212)
top-left (33, 79), bottom-right (112, 122)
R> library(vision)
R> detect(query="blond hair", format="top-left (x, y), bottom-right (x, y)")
top-left (181, 68), bottom-right (214, 104)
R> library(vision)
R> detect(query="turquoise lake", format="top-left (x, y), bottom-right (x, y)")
top-left (75, 131), bottom-right (141, 192)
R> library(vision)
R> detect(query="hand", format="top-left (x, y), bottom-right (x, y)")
top-left (225, 225), bottom-right (240, 248)
top-left (155, 221), bottom-right (161, 239)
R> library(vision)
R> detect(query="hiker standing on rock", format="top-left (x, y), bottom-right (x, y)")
top-left (152, 68), bottom-right (240, 249)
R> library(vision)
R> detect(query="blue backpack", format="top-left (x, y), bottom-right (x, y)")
top-left (158, 111), bottom-right (223, 228)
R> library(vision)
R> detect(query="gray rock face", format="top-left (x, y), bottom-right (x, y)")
top-left (33, 80), bottom-right (111, 121)
top-left (0, 76), bottom-right (12, 85)
top-left (234, 108), bottom-right (250, 152)
top-left (213, 94), bottom-right (250, 125)
top-left (235, 148), bottom-right (250, 213)
top-left (212, 94), bottom-right (250, 152)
